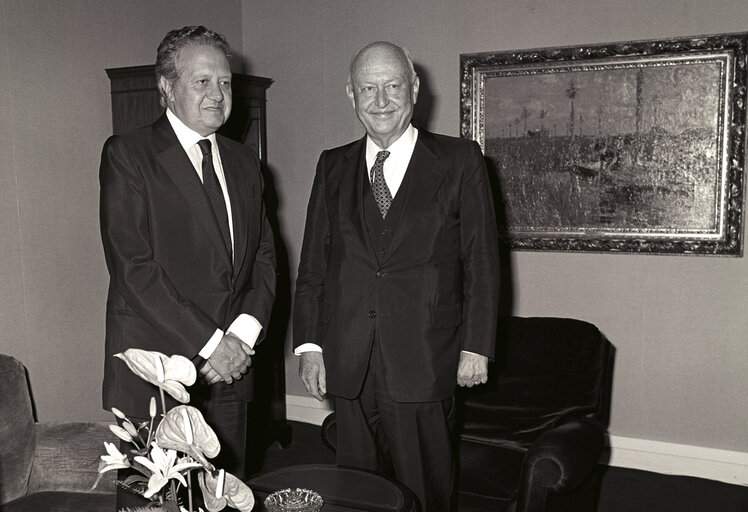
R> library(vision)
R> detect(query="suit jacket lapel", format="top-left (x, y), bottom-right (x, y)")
top-left (383, 133), bottom-right (448, 263)
top-left (220, 138), bottom-right (250, 280)
top-left (338, 138), bottom-right (371, 251)
top-left (153, 116), bottom-right (233, 271)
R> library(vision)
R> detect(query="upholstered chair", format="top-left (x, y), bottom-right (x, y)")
top-left (455, 316), bottom-right (613, 511)
top-left (0, 354), bottom-right (115, 512)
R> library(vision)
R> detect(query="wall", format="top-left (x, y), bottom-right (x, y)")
top-left (0, 0), bottom-right (745, 481)
top-left (241, 0), bottom-right (748, 474)
top-left (0, 0), bottom-right (243, 421)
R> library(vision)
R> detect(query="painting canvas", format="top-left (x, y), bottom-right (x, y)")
top-left (460, 33), bottom-right (747, 255)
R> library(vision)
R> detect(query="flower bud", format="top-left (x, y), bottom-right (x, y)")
top-left (109, 424), bottom-right (133, 442)
top-left (123, 421), bottom-right (138, 438)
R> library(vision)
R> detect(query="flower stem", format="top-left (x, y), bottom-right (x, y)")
top-left (146, 415), bottom-right (155, 447)
top-left (187, 470), bottom-right (194, 512)
top-left (158, 387), bottom-right (177, 505)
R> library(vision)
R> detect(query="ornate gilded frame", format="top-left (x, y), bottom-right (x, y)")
top-left (460, 33), bottom-right (747, 255)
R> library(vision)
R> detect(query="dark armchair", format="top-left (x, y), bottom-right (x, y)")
top-left (456, 316), bottom-right (613, 512)
top-left (0, 354), bottom-right (115, 512)
top-left (322, 316), bottom-right (613, 512)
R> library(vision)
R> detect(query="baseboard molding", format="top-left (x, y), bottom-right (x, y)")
top-left (285, 394), bottom-right (748, 486)
top-left (606, 435), bottom-right (748, 486)
top-left (285, 393), bottom-right (333, 426)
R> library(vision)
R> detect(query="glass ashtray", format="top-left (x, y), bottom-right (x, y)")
top-left (264, 487), bottom-right (323, 512)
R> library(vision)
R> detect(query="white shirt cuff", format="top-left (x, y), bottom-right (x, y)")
top-left (294, 343), bottom-right (322, 355)
top-left (199, 328), bottom-right (225, 359)
top-left (228, 314), bottom-right (263, 349)
top-left (461, 350), bottom-right (486, 358)
top-left (198, 314), bottom-right (263, 359)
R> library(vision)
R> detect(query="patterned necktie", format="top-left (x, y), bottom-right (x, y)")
top-left (197, 139), bottom-right (232, 257)
top-left (369, 150), bottom-right (392, 218)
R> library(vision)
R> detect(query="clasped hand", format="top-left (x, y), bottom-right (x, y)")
top-left (200, 332), bottom-right (254, 385)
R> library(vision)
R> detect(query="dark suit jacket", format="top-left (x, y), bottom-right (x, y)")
top-left (100, 114), bottom-right (276, 417)
top-left (293, 130), bottom-right (499, 402)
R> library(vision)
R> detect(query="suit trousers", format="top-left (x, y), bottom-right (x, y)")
top-left (335, 338), bottom-right (457, 512)
top-left (116, 380), bottom-right (247, 509)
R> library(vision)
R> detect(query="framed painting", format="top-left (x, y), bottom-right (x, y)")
top-left (460, 33), bottom-right (747, 255)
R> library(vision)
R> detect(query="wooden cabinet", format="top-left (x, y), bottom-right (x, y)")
top-left (105, 66), bottom-right (291, 464)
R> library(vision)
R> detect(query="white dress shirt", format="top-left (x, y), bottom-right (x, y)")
top-left (166, 109), bottom-right (262, 358)
top-left (365, 124), bottom-right (418, 197)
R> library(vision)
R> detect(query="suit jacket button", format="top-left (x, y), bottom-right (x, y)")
top-left (376, 270), bottom-right (384, 278)
top-left (368, 310), bottom-right (376, 318)
top-left (380, 248), bottom-right (388, 255)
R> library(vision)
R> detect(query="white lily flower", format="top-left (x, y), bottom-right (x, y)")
top-left (134, 443), bottom-right (201, 499)
top-left (98, 442), bottom-right (130, 473)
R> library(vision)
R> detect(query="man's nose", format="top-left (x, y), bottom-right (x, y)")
top-left (375, 87), bottom-right (388, 108)
top-left (207, 81), bottom-right (224, 101)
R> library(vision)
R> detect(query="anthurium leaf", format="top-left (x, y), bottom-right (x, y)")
top-left (198, 471), bottom-right (227, 512)
top-left (114, 349), bottom-right (196, 403)
top-left (222, 471), bottom-right (255, 511)
top-left (155, 405), bottom-right (220, 469)
top-left (199, 470), bottom-right (255, 512)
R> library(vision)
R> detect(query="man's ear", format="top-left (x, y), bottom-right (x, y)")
top-left (412, 75), bottom-right (420, 104)
top-left (159, 76), bottom-right (173, 106)
top-left (346, 84), bottom-right (356, 109)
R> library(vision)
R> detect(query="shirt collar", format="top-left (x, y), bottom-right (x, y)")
top-left (166, 108), bottom-right (218, 152)
top-left (366, 124), bottom-right (418, 163)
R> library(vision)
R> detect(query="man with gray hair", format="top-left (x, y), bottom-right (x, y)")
top-left (100, 25), bottom-right (276, 508)
top-left (294, 41), bottom-right (499, 511)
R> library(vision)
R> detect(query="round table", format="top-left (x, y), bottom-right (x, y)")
top-left (247, 463), bottom-right (417, 512)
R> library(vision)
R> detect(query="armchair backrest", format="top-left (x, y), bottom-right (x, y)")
top-left (0, 354), bottom-right (37, 504)
top-left (460, 317), bottom-right (613, 449)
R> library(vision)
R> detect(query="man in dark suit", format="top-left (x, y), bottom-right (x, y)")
top-left (99, 26), bottom-right (275, 505)
top-left (294, 41), bottom-right (499, 511)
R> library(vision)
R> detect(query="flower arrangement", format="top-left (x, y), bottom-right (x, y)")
top-left (95, 348), bottom-right (254, 512)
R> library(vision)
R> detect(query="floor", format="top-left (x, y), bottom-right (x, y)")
top-left (250, 421), bottom-right (748, 512)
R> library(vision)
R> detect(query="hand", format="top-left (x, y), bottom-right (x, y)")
top-left (457, 351), bottom-right (488, 388)
top-left (204, 332), bottom-right (254, 385)
top-left (199, 360), bottom-right (222, 385)
top-left (299, 351), bottom-right (326, 401)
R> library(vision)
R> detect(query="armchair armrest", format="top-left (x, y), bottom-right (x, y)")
top-left (28, 421), bottom-right (116, 495)
top-left (515, 417), bottom-right (604, 512)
